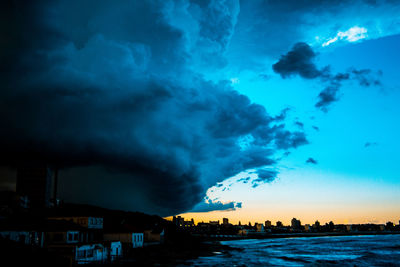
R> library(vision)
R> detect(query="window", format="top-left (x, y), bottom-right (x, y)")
top-left (67, 232), bottom-right (79, 242)
top-left (67, 233), bottom-right (73, 242)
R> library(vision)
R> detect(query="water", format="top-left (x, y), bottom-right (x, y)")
top-left (187, 235), bottom-right (400, 266)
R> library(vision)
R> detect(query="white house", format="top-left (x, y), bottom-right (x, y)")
top-left (104, 232), bottom-right (144, 248)
top-left (75, 243), bottom-right (107, 264)
top-left (47, 242), bottom-right (108, 264)
top-left (105, 241), bottom-right (123, 261)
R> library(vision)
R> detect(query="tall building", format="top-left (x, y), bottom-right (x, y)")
top-left (291, 218), bottom-right (301, 229)
top-left (16, 165), bottom-right (56, 208)
top-left (172, 216), bottom-right (185, 227)
top-left (223, 218), bottom-right (229, 225)
top-left (265, 220), bottom-right (272, 228)
top-left (276, 221), bottom-right (283, 227)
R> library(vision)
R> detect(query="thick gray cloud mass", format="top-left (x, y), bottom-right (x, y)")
top-left (0, 0), bottom-right (307, 215)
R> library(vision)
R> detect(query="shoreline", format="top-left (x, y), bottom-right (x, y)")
top-left (193, 231), bottom-right (400, 242)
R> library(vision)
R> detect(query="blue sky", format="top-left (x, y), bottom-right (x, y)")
top-left (184, 2), bottom-right (400, 223)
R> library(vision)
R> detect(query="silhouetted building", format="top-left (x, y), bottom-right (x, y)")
top-left (328, 221), bottom-right (335, 231)
top-left (223, 218), bottom-right (229, 225)
top-left (16, 165), bottom-right (57, 208)
top-left (182, 218), bottom-right (195, 227)
top-left (291, 218), bottom-right (301, 229)
top-left (265, 220), bottom-right (272, 228)
top-left (386, 221), bottom-right (394, 230)
top-left (255, 223), bottom-right (264, 232)
top-left (313, 220), bottom-right (320, 228)
top-left (172, 216), bottom-right (185, 227)
top-left (276, 221), bottom-right (283, 227)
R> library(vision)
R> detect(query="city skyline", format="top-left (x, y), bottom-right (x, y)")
top-left (167, 213), bottom-right (400, 227)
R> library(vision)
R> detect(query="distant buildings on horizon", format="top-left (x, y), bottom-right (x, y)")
top-left (171, 215), bottom-right (400, 231)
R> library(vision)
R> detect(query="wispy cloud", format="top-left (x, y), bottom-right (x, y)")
top-left (322, 26), bottom-right (368, 47)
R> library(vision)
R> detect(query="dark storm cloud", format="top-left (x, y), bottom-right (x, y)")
top-left (233, 0), bottom-right (352, 65)
top-left (272, 42), bottom-right (323, 79)
top-left (306, 157), bottom-right (318, 164)
top-left (0, 0), bottom-right (308, 215)
top-left (272, 42), bottom-right (382, 112)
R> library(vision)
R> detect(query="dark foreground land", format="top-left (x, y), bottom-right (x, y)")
top-left (2, 231), bottom-right (400, 266)
top-left (0, 237), bottom-right (238, 266)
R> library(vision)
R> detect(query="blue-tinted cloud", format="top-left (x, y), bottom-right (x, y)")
top-left (0, 0), bottom-right (308, 215)
top-left (272, 42), bottom-right (323, 79)
top-left (306, 157), bottom-right (318, 164)
top-left (190, 199), bottom-right (241, 213)
top-left (273, 42), bottom-right (382, 112)
top-left (252, 169), bottom-right (278, 188)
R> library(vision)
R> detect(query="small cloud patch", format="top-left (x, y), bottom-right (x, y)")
top-left (306, 157), bottom-right (318, 164)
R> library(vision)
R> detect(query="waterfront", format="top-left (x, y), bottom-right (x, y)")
top-left (186, 234), bottom-right (400, 266)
